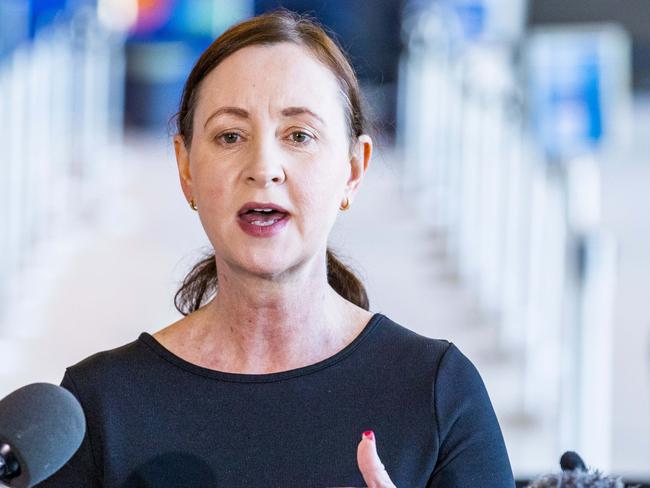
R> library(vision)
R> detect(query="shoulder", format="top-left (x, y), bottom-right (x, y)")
top-left (62, 335), bottom-right (153, 398)
top-left (373, 313), bottom-right (454, 366)
top-left (70, 336), bottom-right (145, 370)
top-left (374, 314), bottom-right (487, 395)
top-left (371, 314), bottom-right (479, 397)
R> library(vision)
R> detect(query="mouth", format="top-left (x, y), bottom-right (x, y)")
top-left (237, 202), bottom-right (290, 229)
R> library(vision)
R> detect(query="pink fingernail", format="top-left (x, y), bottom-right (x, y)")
top-left (362, 430), bottom-right (374, 441)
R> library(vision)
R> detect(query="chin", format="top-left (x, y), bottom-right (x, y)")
top-left (223, 240), bottom-right (315, 280)
top-left (239, 253), bottom-right (294, 279)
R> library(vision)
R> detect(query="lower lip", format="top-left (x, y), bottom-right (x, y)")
top-left (237, 213), bottom-right (290, 237)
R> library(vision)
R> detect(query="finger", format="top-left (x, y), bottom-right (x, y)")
top-left (357, 430), bottom-right (396, 488)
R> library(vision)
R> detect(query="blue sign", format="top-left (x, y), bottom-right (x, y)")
top-left (526, 29), bottom-right (625, 161)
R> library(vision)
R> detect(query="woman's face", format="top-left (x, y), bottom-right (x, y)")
top-left (175, 42), bottom-right (371, 279)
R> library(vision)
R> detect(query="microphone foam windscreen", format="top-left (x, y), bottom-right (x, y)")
top-left (0, 383), bottom-right (86, 487)
top-left (559, 450), bottom-right (587, 472)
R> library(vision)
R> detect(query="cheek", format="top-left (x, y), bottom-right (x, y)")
top-left (293, 164), bottom-right (347, 231)
top-left (197, 173), bottom-right (230, 214)
top-left (191, 148), bottom-right (235, 204)
top-left (192, 168), bottom-right (235, 241)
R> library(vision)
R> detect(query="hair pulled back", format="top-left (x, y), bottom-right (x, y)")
top-left (173, 10), bottom-right (369, 315)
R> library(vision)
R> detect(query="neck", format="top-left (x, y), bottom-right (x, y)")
top-left (183, 252), bottom-right (366, 373)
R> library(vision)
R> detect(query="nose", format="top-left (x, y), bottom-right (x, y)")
top-left (243, 135), bottom-right (286, 188)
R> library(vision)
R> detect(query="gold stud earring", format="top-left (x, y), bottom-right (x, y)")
top-left (189, 198), bottom-right (198, 211)
top-left (339, 197), bottom-right (350, 211)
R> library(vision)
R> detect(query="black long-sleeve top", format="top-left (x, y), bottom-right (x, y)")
top-left (37, 312), bottom-right (515, 487)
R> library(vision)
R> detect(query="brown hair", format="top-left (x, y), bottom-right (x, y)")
top-left (173, 10), bottom-right (369, 315)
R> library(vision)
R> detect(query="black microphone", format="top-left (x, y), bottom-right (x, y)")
top-left (559, 451), bottom-right (587, 472)
top-left (0, 383), bottom-right (85, 487)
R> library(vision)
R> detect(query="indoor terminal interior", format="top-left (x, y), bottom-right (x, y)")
top-left (1, 0), bottom-right (649, 485)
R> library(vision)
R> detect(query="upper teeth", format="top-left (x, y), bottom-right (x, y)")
top-left (253, 208), bottom-right (274, 212)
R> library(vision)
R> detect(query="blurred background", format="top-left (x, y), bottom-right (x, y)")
top-left (1, 0), bottom-right (649, 484)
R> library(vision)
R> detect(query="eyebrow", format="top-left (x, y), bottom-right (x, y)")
top-left (281, 106), bottom-right (325, 126)
top-left (204, 107), bottom-right (250, 129)
top-left (203, 106), bottom-right (326, 129)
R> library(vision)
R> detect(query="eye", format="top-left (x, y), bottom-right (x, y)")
top-left (218, 132), bottom-right (242, 144)
top-left (289, 130), bottom-right (313, 145)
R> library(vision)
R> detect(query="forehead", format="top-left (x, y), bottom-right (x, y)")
top-left (194, 42), bottom-right (346, 127)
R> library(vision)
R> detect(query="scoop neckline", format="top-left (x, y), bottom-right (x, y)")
top-left (138, 312), bottom-right (385, 383)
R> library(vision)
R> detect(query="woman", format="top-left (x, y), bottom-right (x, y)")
top-left (39, 11), bottom-right (514, 488)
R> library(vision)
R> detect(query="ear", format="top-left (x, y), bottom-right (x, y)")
top-left (344, 134), bottom-right (372, 202)
top-left (174, 134), bottom-right (193, 203)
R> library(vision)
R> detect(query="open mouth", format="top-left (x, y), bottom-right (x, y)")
top-left (239, 208), bottom-right (288, 227)
top-left (236, 202), bottom-right (291, 236)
